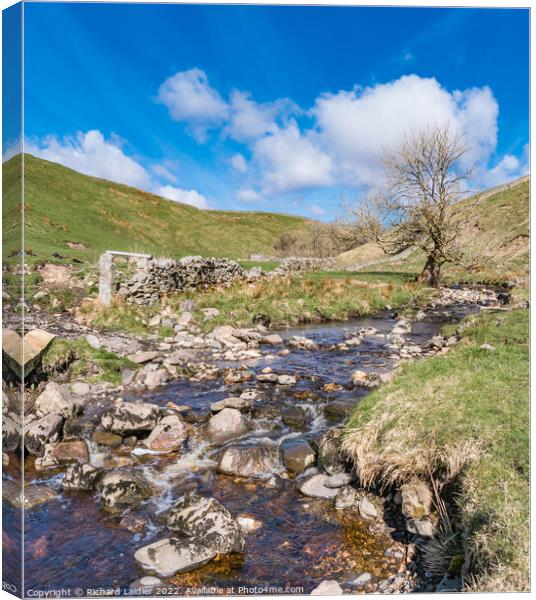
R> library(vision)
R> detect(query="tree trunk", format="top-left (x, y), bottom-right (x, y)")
top-left (418, 253), bottom-right (442, 287)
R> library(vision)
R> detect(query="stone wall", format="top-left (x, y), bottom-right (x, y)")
top-left (117, 256), bottom-right (245, 305)
top-left (277, 257), bottom-right (336, 273)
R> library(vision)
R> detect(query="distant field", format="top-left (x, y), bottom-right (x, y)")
top-left (9, 154), bottom-right (312, 264)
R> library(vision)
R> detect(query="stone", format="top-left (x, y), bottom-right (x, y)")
top-left (121, 369), bottom-right (136, 386)
top-left (211, 326), bottom-right (245, 349)
top-left (33, 290), bottom-right (49, 300)
top-left (324, 398), bottom-right (356, 419)
top-left (210, 397), bottom-right (252, 412)
top-left (349, 573), bottom-right (372, 587)
top-left (315, 428), bottom-right (346, 474)
top-left (206, 408), bottom-right (250, 444)
top-left (34, 382), bottom-right (80, 418)
top-left (100, 470), bottom-right (152, 509)
top-left (281, 405), bottom-right (308, 428)
top-left (2, 328), bottom-right (56, 379)
top-left (310, 580), bottom-right (343, 595)
top-left (148, 315), bottom-right (161, 327)
top-left (63, 463), bottom-right (101, 491)
top-left (202, 308), bottom-right (220, 321)
top-left (413, 517), bottom-right (435, 538)
top-left (93, 430), bottom-right (123, 447)
top-left (166, 493), bottom-right (245, 553)
top-left (351, 370), bottom-right (368, 386)
top-left (144, 369), bottom-right (168, 390)
top-left (325, 472), bottom-right (353, 488)
top-left (289, 336), bottom-right (318, 351)
top-left (299, 474), bottom-right (339, 499)
top-left (85, 334), bottom-right (101, 349)
top-left (392, 319), bottom-right (411, 335)
top-left (35, 439), bottom-right (89, 470)
top-left (277, 374), bottom-right (296, 386)
top-left (217, 445), bottom-right (276, 478)
top-left (358, 497), bottom-right (378, 520)
top-left (237, 515), bottom-right (263, 533)
top-left (134, 538), bottom-right (217, 578)
top-left (261, 334), bottom-right (283, 346)
top-left (180, 300), bottom-right (196, 312)
top-left (143, 414), bottom-right (188, 452)
top-left (24, 413), bottom-right (64, 456)
top-left (178, 312), bottom-right (193, 327)
top-left (71, 382), bottom-right (90, 396)
top-left (400, 481), bottom-right (432, 519)
top-left (128, 351), bottom-right (160, 364)
top-left (334, 485), bottom-right (357, 510)
top-left (280, 438), bottom-right (315, 474)
top-left (256, 373), bottom-right (279, 383)
top-left (479, 343), bottom-right (496, 351)
top-left (2, 410), bottom-right (21, 452)
top-left (101, 401), bottom-right (160, 433)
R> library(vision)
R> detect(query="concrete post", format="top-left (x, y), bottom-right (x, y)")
top-left (98, 252), bottom-right (114, 307)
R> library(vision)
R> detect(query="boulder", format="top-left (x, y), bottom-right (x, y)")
top-left (144, 369), bottom-right (168, 390)
top-left (289, 336), bottom-right (318, 351)
top-left (325, 472), bottom-right (353, 488)
top-left (2, 410), bottom-right (21, 452)
top-left (34, 382), bottom-right (80, 418)
top-left (93, 430), bottom-right (123, 447)
top-left (217, 445), bottom-right (276, 478)
top-left (334, 485), bottom-right (357, 510)
top-left (256, 373), bottom-right (279, 383)
top-left (315, 428), bottom-right (346, 474)
top-left (280, 438), bottom-right (315, 474)
top-left (400, 481), bottom-right (432, 519)
top-left (299, 474), bottom-right (339, 499)
top-left (101, 402), bottom-right (160, 433)
top-left (63, 463), bottom-right (101, 491)
top-left (143, 414), bottom-right (188, 452)
top-left (128, 351), bottom-right (160, 364)
top-left (85, 334), bottom-right (101, 349)
top-left (358, 497), bottom-right (378, 520)
top-left (281, 405), bottom-right (308, 429)
top-left (71, 382), bottom-right (91, 396)
top-left (134, 538), bottom-right (217, 578)
top-left (206, 408), bottom-right (250, 444)
top-left (35, 439), bottom-right (89, 470)
top-left (210, 397), bottom-right (252, 413)
top-left (24, 413), bottom-right (64, 456)
top-left (211, 326), bottom-right (245, 349)
top-left (310, 580), bottom-right (343, 595)
top-left (324, 398), bottom-right (356, 419)
top-left (166, 493), bottom-right (245, 553)
top-left (100, 470), bottom-right (152, 508)
top-left (261, 334), bottom-right (283, 346)
top-left (277, 375), bottom-right (296, 386)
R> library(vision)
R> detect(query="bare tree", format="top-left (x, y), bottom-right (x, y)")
top-left (350, 125), bottom-right (470, 287)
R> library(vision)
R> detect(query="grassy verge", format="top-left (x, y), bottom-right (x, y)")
top-left (78, 273), bottom-right (428, 335)
top-left (343, 308), bottom-right (529, 591)
top-left (40, 338), bottom-right (136, 384)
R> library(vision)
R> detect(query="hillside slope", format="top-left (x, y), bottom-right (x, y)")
top-left (337, 176), bottom-right (529, 280)
top-left (13, 154), bottom-right (312, 263)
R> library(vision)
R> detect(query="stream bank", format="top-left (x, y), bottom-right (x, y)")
top-left (2, 286), bottom-right (507, 596)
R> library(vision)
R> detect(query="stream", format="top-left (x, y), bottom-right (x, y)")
top-left (11, 299), bottom-right (487, 596)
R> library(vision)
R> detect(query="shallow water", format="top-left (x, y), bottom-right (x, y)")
top-left (12, 305), bottom-right (479, 595)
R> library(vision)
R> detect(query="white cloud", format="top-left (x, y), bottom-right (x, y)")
top-left (237, 187), bottom-right (261, 202)
top-left (25, 130), bottom-right (151, 188)
top-left (3, 137), bottom-right (22, 162)
top-left (225, 91), bottom-right (296, 142)
top-left (152, 163), bottom-right (178, 183)
top-left (481, 144), bottom-right (529, 188)
top-left (312, 74), bottom-right (500, 186)
top-left (156, 184), bottom-right (209, 209)
top-left (230, 153), bottom-right (247, 172)
top-left (310, 204), bottom-right (326, 216)
top-left (252, 121), bottom-right (333, 194)
top-left (157, 68), bottom-right (228, 141)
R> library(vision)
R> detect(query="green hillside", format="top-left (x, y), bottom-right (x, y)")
top-left (9, 154), bottom-right (312, 264)
top-left (337, 176), bottom-right (530, 281)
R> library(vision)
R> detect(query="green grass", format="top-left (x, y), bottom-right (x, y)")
top-left (238, 260), bottom-right (280, 271)
top-left (301, 270), bottom-right (417, 283)
top-left (80, 275), bottom-right (425, 335)
top-left (41, 337), bottom-right (136, 384)
top-left (10, 153), bottom-right (312, 265)
top-left (344, 309), bottom-right (529, 591)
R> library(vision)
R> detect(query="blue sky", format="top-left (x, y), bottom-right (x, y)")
top-left (12, 3), bottom-right (530, 218)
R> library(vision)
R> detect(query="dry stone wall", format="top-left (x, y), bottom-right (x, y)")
top-left (277, 257), bottom-right (336, 273)
top-left (117, 256), bottom-right (245, 305)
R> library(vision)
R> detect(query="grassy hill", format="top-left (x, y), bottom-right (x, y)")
top-left (337, 176), bottom-right (530, 282)
top-left (7, 154), bottom-right (312, 264)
